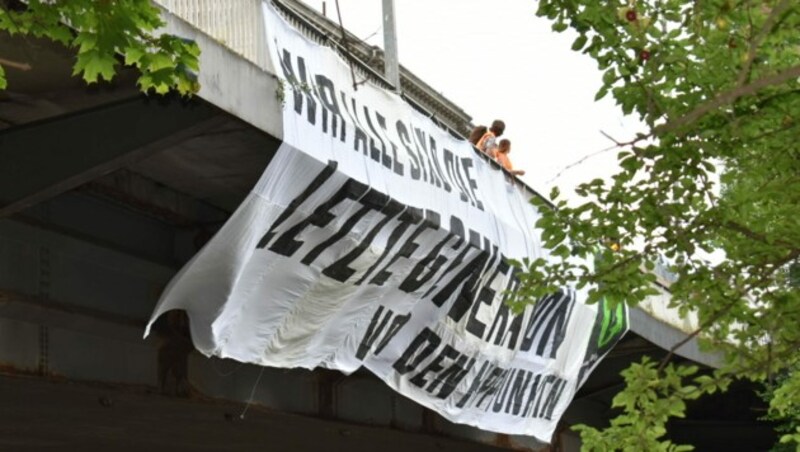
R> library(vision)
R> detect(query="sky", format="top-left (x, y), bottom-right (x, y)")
top-left (299, 0), bottom-right (642, 199)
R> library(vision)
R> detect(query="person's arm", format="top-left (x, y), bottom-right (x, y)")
top-left (476, 133), bottom-right (491, 152)
top-left (500, 154), bottom-right (524, 176)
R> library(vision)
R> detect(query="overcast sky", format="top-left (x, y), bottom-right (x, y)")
top-left (299, 0), bottom-right (642, 199)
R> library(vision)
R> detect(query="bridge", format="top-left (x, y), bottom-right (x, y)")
top-left (0, 1), bottom-right (771, 450)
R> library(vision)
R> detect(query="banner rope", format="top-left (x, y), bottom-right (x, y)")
top-left (239, 367), bottom-right (266, 419)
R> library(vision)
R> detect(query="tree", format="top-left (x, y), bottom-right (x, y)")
top-left (0, 0), bottom-right (199, 94)
top-left (512, 0), bottom-right (800, 449)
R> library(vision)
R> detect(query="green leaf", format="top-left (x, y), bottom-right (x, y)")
top-left (572, 34), bottom-right (588, 51)
top-left (124, 47), bottom-right (146, 66)
top-left (147, 53), bottom-right (175, 72)
top-left (602, 68), bottom-right (616, 85)
top-left (47, 25), bottom-right (72, 45)
top-left (0, 64), bottom-right (6, 90)
top-left (74, 50), bottom-right (117, 83)
top-left (74, 33), bottom-right (97, 53)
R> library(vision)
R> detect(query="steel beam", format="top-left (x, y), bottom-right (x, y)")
top-left (0, 96), bottom-right (225, 219)
top-left (629, 307), bottom-right (723, 368)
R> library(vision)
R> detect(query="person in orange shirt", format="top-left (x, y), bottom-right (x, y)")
top-left (476, 119), bottom-right (505, 159)
top-left (496, 139), bottom-right (525, 176)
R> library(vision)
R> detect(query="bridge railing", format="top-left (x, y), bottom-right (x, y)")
top-left (155, 0), bottom-right (269, 69)
top-left (154, 0), bottom-right (391, 86)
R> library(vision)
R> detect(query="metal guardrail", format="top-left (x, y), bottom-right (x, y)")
top-left (154, 0), bottom-right (394, 89)
top-left (156, 0), bottom-right (269, 69)
top-left (153, 0), bottom-right (477, 136)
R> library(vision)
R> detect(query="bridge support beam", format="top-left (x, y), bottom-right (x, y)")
top-left (0, 96), bottom-right (224, 219)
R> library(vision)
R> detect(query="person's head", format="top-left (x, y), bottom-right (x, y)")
top-left (498, 139), bottom-right (511, 153)
top-left (468, 125), bottom-right (488, 145)
top-left (490, 119), bottom-right (506, 137)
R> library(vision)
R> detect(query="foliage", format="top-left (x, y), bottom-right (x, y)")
top-left (762, 366), bottom-right (800, 451)
top-left (518, 0), bottom-right (800, 448)
top-left (0, 0), bottom-right (199, 94)
top-left (574, 358), bottom-right (729, 452)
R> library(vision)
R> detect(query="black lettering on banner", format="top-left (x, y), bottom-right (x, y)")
top-left (442, 239), bottom-right (498, 320)
top-left (362, 106), bottom-right (385, 165)
top-left (486, 269), bottom-right (524, 349)
top-left (370, 209), bottom-right (439, 286)
top-left (492, 369), bottom-right (516, 413)
top-left (347, 97), bottom-right (370, 157)
top-left (505, 370), bottom-right (533, 415)
top-left (392, 327), bottom-right (441, 375)
top-left (438, 251), bottom-right (488, 318)
top-left (269, 179), bottom-right (368, 258)
top-left (460, 157), bottom-right (484, 211)
top-left (396, 120), bottom-right (421, 180)
top-left (416, 128), bottom-right (445, 189)
top-left (412, 127), bottom-right (434, 186)
top-left (294, 54), bottom-right (317, 125)
top-left (455, 361), bottom-right (493, 408)
top-left (354, 127), bottom-right (369, 156)
top-left (529, 375), bottom-right (565, 420)
top-left (531, 374), bottom-right (556, 418)
top-left (278, 49), bottom-right (486, 209)
top-left (466, 259), bottom-right (510, 338)
top-left (427, 136), bottom-right (451, 192)
top-left (520, 290), bottom-right (575, 359)
top-left (427, 229), bottom-right (480, 307)
top-left (277, 49), bottom-right (314, 122)
top-left (409, 344), bottom-right (459, 388)
top-left (322, 199), bottom-right (405, 282)
top-left (443, 148), bottom-right (470, 204)
top-left (428, 355), bottom-right (475, 399)
top-left (474, 368), bottom-right (508, 410)
top-left (420, 217), bottom-right (469, 299)
top-left (356, 306), bottom-right (410, 360)
top-left (354, 207), bottom-right (422, 285)
top-left (376, 114), bottom-right (403, 175)
top-left (256, 161), bottom-right (338, 249)
top-left (522, 374), bottom-right (543, 417)
top-left (398, 232), bottom-right (453, 293)
top-left (399, 212), bottom-right (458, 293)
top-left (447, 215), bottom-right (466, 248)
top-left (301, 188), bottom-right (389, 266)
top-left (541, 379), bottom-right (567, 420)
top-left (314, 74), bottom-right (346, 142)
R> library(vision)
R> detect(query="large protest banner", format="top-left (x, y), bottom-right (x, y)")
top-left (145, 2), bottom-right (628, 441)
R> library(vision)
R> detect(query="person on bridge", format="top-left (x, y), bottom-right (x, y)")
top-left (476, 119), bottom-right (505, 159)
top-left (496, 139), bottom-right (525, 176)
top-left (468, 125), bottom-right (488, 147)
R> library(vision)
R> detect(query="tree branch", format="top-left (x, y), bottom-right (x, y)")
top-left (735, 0), bottom-right (793, 87)
top-left (0, 56), bottom-right (32, 71)
top-left (546, 132), bottom-right (647, 183)
top-left (658, 296), bottom-right (741, 373)
top-left (655, 65), bottom-right (800, 136)
top-left (722, 220), bottom-right (798, 250)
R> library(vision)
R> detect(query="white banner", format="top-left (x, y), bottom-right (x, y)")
top-left (145, 2), bottom-right (627, 441)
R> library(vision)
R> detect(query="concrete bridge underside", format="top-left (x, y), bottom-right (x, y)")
top-left (0, 3), bottom-right (776, 451)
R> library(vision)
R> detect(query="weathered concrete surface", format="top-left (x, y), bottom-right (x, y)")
top-left (0, 374), bottom-right (508, 452)
top-left (159, 8), bottom-right (284, 141)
